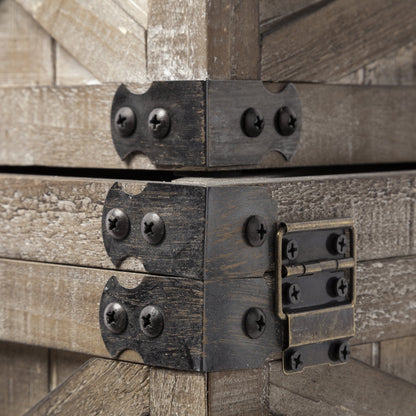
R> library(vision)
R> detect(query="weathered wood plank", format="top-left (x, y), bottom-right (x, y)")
top-left (49, 350), bottom-right (91, 390)
top-left (380, 336), bottom-right (416, 384)
top-left (150, 368), bottom-right (207, 415)
top-left (0, 0), bottom-right (53, 87)
top-left (0, 256), bottom-right (414, 358)
top-left (147, 0), bottom-right (208, 80)
top-left (56, 45), bottom-right (99, 86)
top-left (16, 0), bottom-right (146, 83)
top-left (1, 83), bottom-right (415, 169)
top-left (113, 0), bottom-right (148, 29)
top-left (262, 0), bottom-right (416, 82)
top-left (0, 342), bottom-right (49, 416)
top-left (207, 0), bottom-right (260, 79)
top-left (208, 368), bottom-right (268, 415)
top-left (25, 358), bottom-right (150, 416)
top-left (269, 359), bottom-right (416, 415)
top-left (350, 343), bottom-right (376, 367)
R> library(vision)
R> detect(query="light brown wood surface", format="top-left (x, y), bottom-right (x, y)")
top-left (0, 0), bottom-right (53, 87)
top-left (262, 0), bottom-right (416, 82)
top-left (0, 342), bottom-right (49, 416)
top-left (269, 359), bottom-right (416, 415)
top-left (16, 0), bottom-right (147, 83)
top-left (25, 358), bottom-right (150, 416)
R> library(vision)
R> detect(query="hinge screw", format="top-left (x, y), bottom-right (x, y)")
top-left (139, 305), bottom-right (164, 338)
top-left (244, 307), bottom-right (266, 339)
top-left (241, 108), bottom-right (265, 137)
top-left (105, 208), bottom-right (130, 240)
top-left (103, 302), bottom-right (128, 334)
top-left (114, 107), bottom-right (136, 137)
top-left (275, 106), bottom-right (297, 136)
top-left (335, 341), bottom-right (351, 362)
top-left (287, 283), bottom-right (301, 304)
top-left (141, 212), bottom-right (165, 245)
top-left (284, 239), bottom-right (299, 260)
top-left (245, 215), bottom-right (267, 247)
top-left (289, 351), bottom-right (304, 371)
top-left (335, 277), bottom-right (349, 297)
top-left (335, 234), bottom-right (347, 255)
top-left (148, 108), bottom-right (170, 139)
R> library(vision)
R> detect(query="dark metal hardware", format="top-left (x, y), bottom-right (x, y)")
top-left (244, 307), bottom-right (266, 339)
top-left (111, 81), bottom-right (302, 168)
top-left (141, 212), bottom-right (165, 245)
top-left (139, 305), bottom-right (164, 338)
top-left (105, 208), bottom-right (130, 240)
top-left (244, 215), bottom-right (268, 247)
top-left (103, 302), bottom-right (128, 334)
top-left (277, 219), bottom-right (356, 374)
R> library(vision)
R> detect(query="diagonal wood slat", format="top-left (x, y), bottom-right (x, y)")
top-left (262, 0), bottom-right (416, 82)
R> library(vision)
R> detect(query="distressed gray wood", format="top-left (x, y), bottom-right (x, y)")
top-left (262, 0), bottom-right (416, 82)
top-left (269, 359), bottom-right (416, 415)
top-left (25, 358), bottom-right (150, 416)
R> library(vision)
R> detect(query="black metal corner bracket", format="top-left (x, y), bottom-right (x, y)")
top-left (111, 80), bottom-right (302, 168)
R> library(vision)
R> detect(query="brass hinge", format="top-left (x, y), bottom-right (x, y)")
top-left (276, 219), bottom-right (356, 374)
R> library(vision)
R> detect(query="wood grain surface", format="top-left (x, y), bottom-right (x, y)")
top-left (262, 0), bottom-right (416, 82)
top-left (0, 0), bottom-right (53, 87)
top-left (25, 358), bottom-right (150, 416)
top-left (1, 83), bottom-right (415, 169)
top-left (269, 359), bottom-right (416, 415)
top-left (0, 342), bottom-right (49, 416)
top-left (16, 0), bottom-right (147, 83)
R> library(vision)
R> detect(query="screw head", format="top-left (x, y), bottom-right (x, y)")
top-left (141, 212), bottom-right (165, 245)
top-left (105, 208), bottom-right (130, 240)
top-left (335, 234), bottom-right (347, 255)
top-left (245, 216), bottom-right (267, 247)
top-left (287, 283), bottom-right (301, 304)
top-left (140, 305), bottom-right (164, 338)
top-left (103, 302), bottom-right (128, 334)
top-left (335, 341), bottom-right (351, 362)
top-left (275, 106), bottom-right (297, 136)
top-left (284, 239), bottom-right (299, 260)
top-left (241, 108), bottom-right (265, 137)
top-left (244, 307), bottom-right (266, 339)
top-left (335, 277), bottom-right (349, 297)
top-left (148, 108), bottom-right (170, 139)
top-left (289, 351), bottom-right (304, 371)
top-left (114, 107), bottom-right (136, 137)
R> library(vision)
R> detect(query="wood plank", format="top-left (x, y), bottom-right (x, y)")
top-left (207, 0), bottom-right (260, 79)
top-left (208, 368), bottom-right (268, 415)
top-left (350, 343), bottom-right (376, 367)
top-left (113, 0), bottom-right (148, 29)
top-left (0, 341), bottom-right (49, 416)
top-left (0, 172), bottom-right (415, 270)
top-left (262, 0), bottom-right (416, 82)
top-left (49, 350), bottom-right (91, 390)
top-left (16, 0), bottom-right (146, 83)
top-left (380, 336), bottom-right (416, 384)
top-left (150, 368), bottom-right (207, 415)
top-left (260, 0), bottom-right (322, 34)
top-left (0, 85), bottom-right (154, 170)
top-left (147, 0), bottom-right (208, 80)
top-left (56, 45), bottom-right (99, 86)
top-left (0, 256), bottom-right (414, 359)
top-left (0, 0), bottom-right (53, 87)
top-left (25, 358), bottom-right (150, 416)
top-left (1, 83), bottom-right (415, 170)
top-left (269, 359), bottom-right (416, 415)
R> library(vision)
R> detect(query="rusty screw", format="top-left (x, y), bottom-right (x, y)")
top-left (140, 305), bottom-right (164, 338)
top-left (114, 107), bottom-right (136, 137)
top-left (105, 208), bottom-right (130, 240)
top-left (241, 108), bottom-right (265, 137)
top-left (289, 351), bottom-right (304, 371)
top-left (275, 106), bottom-right (297, 136)
top-left (285, 239), bottom-right (299, 260)
top-left (148, 108), bottom-right (170, 139)
top-left (245, 215), bottom-right (267, 247)
top-left (287, 283), bottom-right (301, 304)
top-left (244, 308), bottom-right (266, 339)
top-left (103, 302), bottom-right (128, 334)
